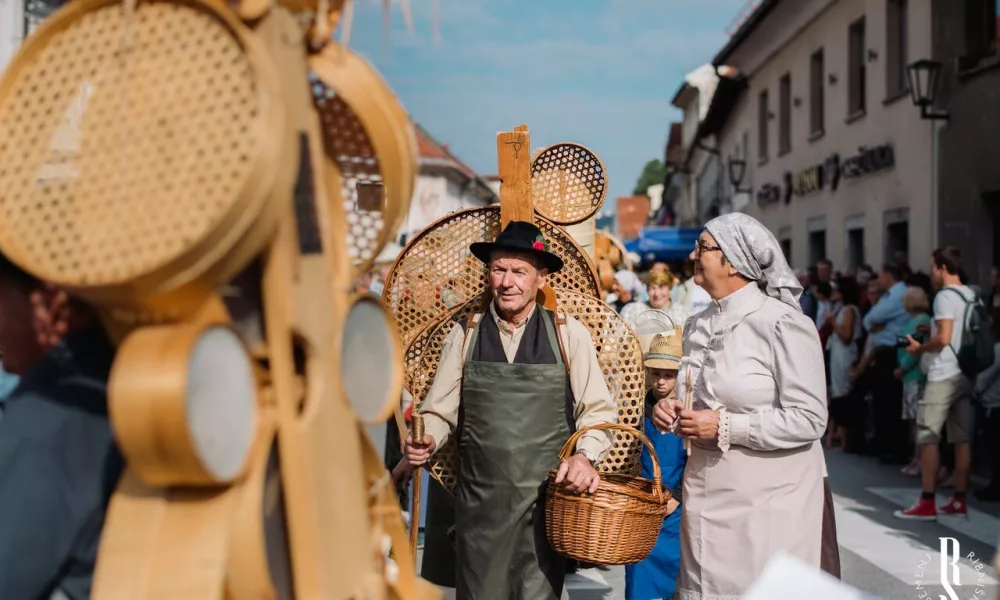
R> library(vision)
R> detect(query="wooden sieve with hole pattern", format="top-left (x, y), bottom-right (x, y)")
top-left (382, 206), bottom-right (600, 351)
top-left (309, 44), bottom-right (417, 279)
top-left (530, 143), bottom-right (607, 226)
top-left (0, 0), bottom-right (293, 317)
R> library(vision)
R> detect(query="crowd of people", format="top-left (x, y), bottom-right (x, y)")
top-left (589, 232), bottom-right (998, 597)
top-left (385, 213), bottom-right (1000, 599)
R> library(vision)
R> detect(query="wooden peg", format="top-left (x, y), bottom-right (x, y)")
top-left (496, 128), bottom-right (532, 227)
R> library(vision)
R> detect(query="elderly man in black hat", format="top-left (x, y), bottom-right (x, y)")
top-left (405, 220), bottom-right (616, 599)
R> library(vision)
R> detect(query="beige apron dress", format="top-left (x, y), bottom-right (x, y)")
top-left (675, 284), bottom-right (828, 600)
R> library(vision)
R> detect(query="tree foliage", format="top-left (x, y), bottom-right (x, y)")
top-left (633, 159), bottom-right (670, 196)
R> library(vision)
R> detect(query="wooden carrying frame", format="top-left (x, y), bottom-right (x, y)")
top-left (383, 125), bottom-right (646, 495)
top-left (0, 0), bottom-right (435, 598)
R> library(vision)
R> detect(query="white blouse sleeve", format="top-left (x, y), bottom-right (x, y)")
top-left (727, 312), bottom-right (829, 451)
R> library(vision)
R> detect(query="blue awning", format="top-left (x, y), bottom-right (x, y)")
top-left (634, 226), bottom-right (703, 262)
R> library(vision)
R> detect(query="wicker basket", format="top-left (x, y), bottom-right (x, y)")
top-left (545, 423), bottom-right (676, 565)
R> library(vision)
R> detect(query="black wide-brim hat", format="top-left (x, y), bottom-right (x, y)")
top-left (469, 220), bottom-right (564, 273)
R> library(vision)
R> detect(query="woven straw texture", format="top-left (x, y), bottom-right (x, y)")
top-left (531, 143), bottom-right (607, 226)
top-left (0, 0), bottom-right (277, 291)
top-left (382, 206), bottom-right (599, 350)
top-left (406, 289), bottom-right (645, 493)
top-left (545, 423), bottom-right (674, 565)
top-left (312, 85), bottom-right (387, 270)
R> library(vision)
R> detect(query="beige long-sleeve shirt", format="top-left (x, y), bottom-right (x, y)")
top-left (419, 302), bottom-right (616, 460)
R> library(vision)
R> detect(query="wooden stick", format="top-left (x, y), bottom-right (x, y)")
top-left (683, 366), bottom-right (693, 456)
top-left (496, 127), bottom-right (532, 228)
top-left (409, 413), bottom-right (425, 562)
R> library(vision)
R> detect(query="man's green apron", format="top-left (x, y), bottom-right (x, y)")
top-left (456, 307), bottom-right (574, 599)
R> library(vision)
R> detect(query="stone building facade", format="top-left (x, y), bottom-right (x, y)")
top-left (700, 0), bottom-right (935, 272)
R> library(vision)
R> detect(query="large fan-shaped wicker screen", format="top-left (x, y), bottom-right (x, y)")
top-left (409, 290), bottom-right (645, 492)
top-left (381, 206), bottom-right (600, 350)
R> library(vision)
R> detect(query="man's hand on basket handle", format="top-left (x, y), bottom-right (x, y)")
top-left (555, 454), bottom-right (600, 495)
top-left (652, 398), bottom-right (685, 433)
top-left (404, 433), bottom-right (436, 467)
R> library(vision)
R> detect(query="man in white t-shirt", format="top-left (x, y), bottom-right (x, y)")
top-left (895, 246), bottom-right (974, 520)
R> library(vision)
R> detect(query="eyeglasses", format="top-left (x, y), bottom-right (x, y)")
top-left (693, 240), bottom-right (723, 257)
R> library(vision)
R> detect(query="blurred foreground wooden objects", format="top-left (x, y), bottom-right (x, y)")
top-left (0, 0), bottom-right (434, 597)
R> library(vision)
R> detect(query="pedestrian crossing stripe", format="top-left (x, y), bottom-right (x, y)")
top-left (833, 491), bottom-right (998, 588)
top-left (867, 487), bottom-right (1000, 548)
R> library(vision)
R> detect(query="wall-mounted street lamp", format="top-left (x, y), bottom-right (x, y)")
top-left (906, 58), bottom-right (948, 250)
top-left (906, 59), bottom-right (950, 120)
top-left (728, 156), bottom-right (751, 193)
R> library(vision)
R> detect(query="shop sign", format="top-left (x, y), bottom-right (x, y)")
top-left (755, 142), bottom-right (894, 205)
top-left (841, 144), bottom-right (895, 179)
top-left (757, 183), bottom-right (781, 207)
top-left (792, 164), bottom-right (824, 196)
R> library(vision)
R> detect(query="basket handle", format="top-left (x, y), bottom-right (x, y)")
top-left (557, 422), bottom-right (666, 504)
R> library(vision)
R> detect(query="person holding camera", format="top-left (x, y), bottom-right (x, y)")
top-left (894, 286), bottom-right (932, 477)
top-left (895, 247), bottom-right (976, 519)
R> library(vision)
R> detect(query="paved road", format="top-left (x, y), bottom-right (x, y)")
top-left (413, 447), bottom-right (999, 599)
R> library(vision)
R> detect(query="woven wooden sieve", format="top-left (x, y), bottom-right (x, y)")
top-left (0, 0), bottom-right (292, 317)
top-left (309, 43), bottom-right (417, 278)
top-left (381, 206), bottom-right (600, 351)
top-left (531, 143), bottom-right (608, 226)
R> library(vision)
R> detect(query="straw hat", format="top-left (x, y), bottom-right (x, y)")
top-left (644, 328), bottom-right (683, 371)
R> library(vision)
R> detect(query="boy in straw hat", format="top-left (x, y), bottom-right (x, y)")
top-left (624, 328), bottom-right (688, 600)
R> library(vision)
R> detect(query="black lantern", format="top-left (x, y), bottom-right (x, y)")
top-left (728, 156), bottom-right (750, 193)
top-left (906, 59), bottom-right (949, 120)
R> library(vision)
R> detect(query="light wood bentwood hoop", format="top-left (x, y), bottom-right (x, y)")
top-left (546, 423), bottom-right (676, 565)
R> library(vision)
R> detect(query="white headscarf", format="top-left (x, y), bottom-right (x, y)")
top-left (614, 270), bottom-right (644, 298)
top-left (704, 213), bottom-right (803, 310)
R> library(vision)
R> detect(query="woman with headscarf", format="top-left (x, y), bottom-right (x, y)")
top-left (653, 213), bottom-right (838, 599)
top-left (611, 269), bottom-right (646, 324)
top-left (618, 269), bottom-right (681, 329)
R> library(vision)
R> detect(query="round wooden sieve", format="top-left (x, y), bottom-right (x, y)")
top-left (0, 0), bottom-right (294, 314)
top-left (381, 206), bottom-right (600, 351)
top-left (309, 43), bottom-right (417, 278)
top-left (531, 142), bottom-right (608, 226)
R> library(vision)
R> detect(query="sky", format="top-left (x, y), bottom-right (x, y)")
top-left (344, 0), bottom-right (752, 203)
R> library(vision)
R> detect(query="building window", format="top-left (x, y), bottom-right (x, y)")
top-left (809, 230), bottom-right (827, 266)
top-left (779, 73), bottom-right (791, 156)
top-left (963, 0), bottom-right (1000, 62)
top-left (886, 221), bottom-right (909, 264)
top-left (807, 217), bottom-right (827, 266)
top-left (758, 89), bottom-right (769, 162)
top-left (780, 238), bottom-right (792, 265)
top-left (845, 216), bottom-right (866, 271)
top-left (886, 0), bottom-right (908, 96)
top-left (848, 17), bottom-right (866, 117)
top-left (810, 49), bottom-right (825, 136)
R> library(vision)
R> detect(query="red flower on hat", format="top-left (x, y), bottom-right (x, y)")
top-left (532, 241), bottom-right (545, 251)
